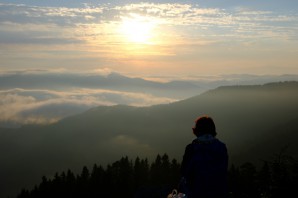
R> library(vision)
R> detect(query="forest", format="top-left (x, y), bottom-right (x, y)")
top-left (17, 152), bottom-right (298, 198)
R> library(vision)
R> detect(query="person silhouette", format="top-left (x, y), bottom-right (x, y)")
top-left (180, 115), bottom-right (228, 198)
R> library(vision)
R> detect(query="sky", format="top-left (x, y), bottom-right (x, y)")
top-left (0, 0), bottom-right (297, 76)
top-left (0, 0), bottom-right (298, 126)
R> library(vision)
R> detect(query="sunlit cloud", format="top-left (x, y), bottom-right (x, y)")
top-left (0, 2), bottom-right (297, 74)
top-left (1, 2), bottom-right (297, 46)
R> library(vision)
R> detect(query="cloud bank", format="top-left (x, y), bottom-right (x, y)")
top-left (0, 69), bottom-right (297, 127)
top-left (0, 87), bottom-right (175, 126)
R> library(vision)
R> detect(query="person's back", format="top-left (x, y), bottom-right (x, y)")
top-left (180, 116), bottom-right (228, 198)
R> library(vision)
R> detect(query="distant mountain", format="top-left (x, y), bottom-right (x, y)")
top-left (0, 81), bottom-right (298, 198)
top-left (1, 71), bottom-right (297, 100)
top-left (0, 71), bottom-right (201, 99)
top-left (1, 72), bottom-right (297, 128)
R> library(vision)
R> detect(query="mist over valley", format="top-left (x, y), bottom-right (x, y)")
top-left (1, 70), bottom-right (297, 127)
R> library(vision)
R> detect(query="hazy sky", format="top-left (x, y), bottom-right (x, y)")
top-left (0, 0), bottom-right (297, 76)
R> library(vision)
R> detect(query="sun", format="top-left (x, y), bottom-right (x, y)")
top-left (120, 14), bottom-right (156, 44)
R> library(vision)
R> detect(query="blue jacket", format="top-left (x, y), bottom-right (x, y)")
top-left (181, 135), bottom-right (228, 198)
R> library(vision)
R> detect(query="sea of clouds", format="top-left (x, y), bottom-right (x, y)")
top-left (0, 69), bottom-right (297, 127)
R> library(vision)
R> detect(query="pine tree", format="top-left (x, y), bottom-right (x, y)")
top-left (257, 161), bottom-right (271, 197)
top-left (77, 166), bottom-right (90, 197)
top-left (150, 154), bottom-right (162, 186)
top-left (239, 162), bottom-right (258, 198)
top-left (90, 164), bottom-right (105, 196)
top-left (161, 153), bottom-right (171, 185)
top-left (169, 158), bottom-right (181, 188)
top-left (228, 164), bottom-right (241, 198)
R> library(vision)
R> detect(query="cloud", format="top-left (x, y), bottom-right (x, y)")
top-left (1, 2), bottom-right (297, 47)
top-left (0, 88), bottom-right (175, 126)
top-left (0, 68), bottom-right (111, 77)
top-left (0, 3), bottom-right (105, 22)
top-left (114, 3), bottom-right (227, 27)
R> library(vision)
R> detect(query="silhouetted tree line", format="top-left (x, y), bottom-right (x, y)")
top-left (17, 153), bottom-right (298, 198)
top-left (229, 151), bottom-right (298, 198)
top-left (17, 154), bottom-right (180, 198)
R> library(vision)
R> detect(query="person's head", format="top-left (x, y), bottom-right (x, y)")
top-left (192, 115), bottom-right (217, 137)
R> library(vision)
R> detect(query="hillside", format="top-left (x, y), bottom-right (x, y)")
top-left (0, 81), bottom-right (298, 198)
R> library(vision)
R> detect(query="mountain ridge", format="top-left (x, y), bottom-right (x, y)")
top-left (0, 81), bottom-right (297, 198)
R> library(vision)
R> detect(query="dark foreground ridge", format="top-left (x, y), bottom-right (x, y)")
top-left (17, 152), bottom-right (298, 198)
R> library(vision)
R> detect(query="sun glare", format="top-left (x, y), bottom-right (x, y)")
top-left (120, 14), bottom-right (156, 44)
